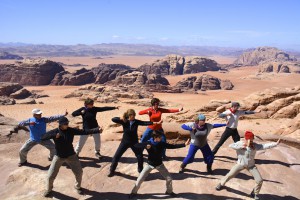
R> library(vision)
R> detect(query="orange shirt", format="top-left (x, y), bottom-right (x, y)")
top-left (139, 107), bottom-right (180, 130)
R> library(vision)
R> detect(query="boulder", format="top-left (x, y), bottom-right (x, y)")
top-left (50, 68), bottom-right (95, 85)
top-left (9, 88), bottom-right (31, 99)
top-left (0, 59), bottom-right (64, 85)
top-left (259, 61), bottom-right (300, 73)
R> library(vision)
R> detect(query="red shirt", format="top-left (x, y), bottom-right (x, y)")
top-left (139, 107), bottom-right (180, 130)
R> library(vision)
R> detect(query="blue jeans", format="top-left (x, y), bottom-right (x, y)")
top-left (183, 143), bottom-right (214, 165)
top-left (140, 127), bottom-right (166, 157)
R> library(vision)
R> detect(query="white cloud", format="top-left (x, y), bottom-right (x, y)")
top-left (112, 35), bottom-right (120, 39)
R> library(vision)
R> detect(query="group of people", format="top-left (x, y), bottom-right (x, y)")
top-left (17, 98), bottom-right (280, 200)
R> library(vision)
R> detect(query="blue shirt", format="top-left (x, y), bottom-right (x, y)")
top-left (19, 115), bottom-right (64, 142)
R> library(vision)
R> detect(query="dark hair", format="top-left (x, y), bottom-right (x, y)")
top-left (151, 98), bottom-right (160, 106)
top-left (122, 109), bottom-right (136, 122)
top-left (84, 98), bottom-right (94, 105)
top-left (152, 130), bottom-right (163, 138)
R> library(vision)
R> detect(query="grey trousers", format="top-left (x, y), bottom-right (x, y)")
top-left (131, 163), bottom-right (173, 194)
top-left (75, 133), bottom-right (101, 154)
top-left (220, 164), bottom-right (263, 195)
top-left (46, 154), bottom-right (83, 192)
top-left (19, 139), bottom-right (56, 163)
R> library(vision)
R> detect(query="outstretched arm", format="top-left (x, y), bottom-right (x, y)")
top-left (219, 110), bottom-right (231, 118)
top-left (136, 119), bottom-right (155, 126)
top-left (111, 117), bottom-right (124, 125)
top-left (18, 119), bottom-right (31, 126)
top-left (95, 106), bottom-right (118, 112)
top-left (229, 142), bottom-right (245, 150)
top-left (41, 129), bottom-right (59, 140)
top-left (72, 107), bottom-right (85, 117)
top-left (160, 108), bottom-right (180, 113)
top-left (44, 114), bottom-right (65, 123)
top-left (181, 122), bottom-right (194, 131)
top-left (71, 127), bottom-right (101, 135)
top-left (256, 140), bottom-right (279, 151)
top-left (212, 124), bottom-right (227, 128)
top-left (138, 108), bottom-right (151, 115)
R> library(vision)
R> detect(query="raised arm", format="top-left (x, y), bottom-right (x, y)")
top-left (238, 110), bottom-right (256, 116)
top-left (44, 115), bottom-right (65, 123)
top-left (72, 107), bottom-right (85, 117)
top-left (95, 106), bottom-right (118, 112)
top-left (41, 129), bottom-right (59, 140)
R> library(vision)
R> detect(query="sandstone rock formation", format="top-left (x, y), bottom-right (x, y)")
top-left (174, 74), bottom-right (234, 92)
top-left (234, 46), bottom-right (297, 66)
top-left (65, 84), bottom-right (154, 103)
top-left (92, 64), bottom-right (133, 84)
top-left (50, 68), bottom-right (95, 85)
top-left (0, 52), bottom-right (23, 60)
top-left (0, 82), bottom-right (48, 105)
top-left (0, 59), bottom-right (64, 85)
top-left (138, 54), bottom-right (220, 76)
top-left (259, 61), bottom-right (300, 73)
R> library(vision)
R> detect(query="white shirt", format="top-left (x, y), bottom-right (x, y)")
top-left (221, 110), bottom-right (247, 128)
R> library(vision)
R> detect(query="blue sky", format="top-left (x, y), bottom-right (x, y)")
top-left (1, 0), bottom-right (299, 50)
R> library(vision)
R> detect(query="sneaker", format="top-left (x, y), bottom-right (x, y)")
top-left (108, 171), bottom-right (115, 177)
top-left (128, 193), bottom-right (137, 199)
top-left (179, 164), bottom-right (186, 174)
top-left (165, 191), bottom-right (177, 197)
top-left (43, 190), bottom-right (52, 197)
top-left (95, 152), bottom-right (102, 159)
top-left (215, 183), bottom-right (223, 191)
top-left (250, 190), bottom-right (259, 200)
top-left (75, 187), bottom-right (84, 195)
top-left (18, 160), bottom-right (28, 167)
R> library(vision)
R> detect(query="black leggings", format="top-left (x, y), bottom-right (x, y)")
top-left (212, 127), bottom-right (240, 155)
top-left (110, 142), bottom-right (143, 173)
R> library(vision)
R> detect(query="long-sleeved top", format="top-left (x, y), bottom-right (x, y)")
top-left (111, 117), bottom-right (153, 144)
top-left (182, 122), bottom-right (226, 147)
top-left (18, 115), bottom-right (64, 142)
top-left (135, 138), bottom-right (185, 167)
top-left (229, 141), bottom-right (278, 167)
top-left (139, 107), bottom-right (180, 130)
top-left (72, 106), bottom-right (116, 130)
top-left (219, 109), bottom-right (255, 129)
top-left (41, 127), bottom-right (100, 158)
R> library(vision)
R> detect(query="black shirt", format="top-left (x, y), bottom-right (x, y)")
top-left (72, 106), bottom-right (116, 130)
top-left (41, 127), bottom-right (100, 158)
top-left (135, 141), bottom-right (185, 167)
top-left (111, 117), bottom-right (153, 144)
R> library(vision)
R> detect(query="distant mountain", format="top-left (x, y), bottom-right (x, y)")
top-left (0, 43), bottom-right (244, 57)
top-left (0, 52), bottom-right (23, 60)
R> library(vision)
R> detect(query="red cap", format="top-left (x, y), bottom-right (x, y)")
top-left (244, 131), bottom-right (254, 140)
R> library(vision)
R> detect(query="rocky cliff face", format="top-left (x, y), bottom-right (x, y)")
top-left (175, 74), bottom-right (234, 91)
top-left (0, 59), bottom-right (64, 85)
top-left (138, 54), bottom-right (220, 76)
top-left (234, 46), bottom-right (297, 66)
top-left (258, 61), bottom-right (300, 73)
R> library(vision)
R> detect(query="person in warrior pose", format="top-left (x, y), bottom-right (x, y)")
top-left (129, 130), bottom-right (190, 199)
top-left (18, 108), bottom-right (67, 167)
top-left (72, 98), bottom-right (118, 159)
top-left (215, 131), bottom-right (280, 200)
top-left (139, 98), bottom-right (183, 159)
top-left (179, 114), bottom-right (226, 174)
top-left (212, 102), bottom-right (260, 155)
top-left (108, 109), bottom-right (162, 177)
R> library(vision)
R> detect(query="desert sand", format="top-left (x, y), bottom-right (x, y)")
top-left (0, 56), bottom-right (300, 200)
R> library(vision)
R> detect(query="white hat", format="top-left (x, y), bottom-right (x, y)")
top-left (32, 108), bottom-right (43, 115)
